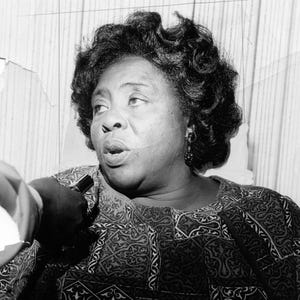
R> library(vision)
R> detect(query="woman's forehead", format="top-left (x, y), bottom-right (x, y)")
top-left (96, 56), bottom-right (169, 91)
top-left (103, 56), bottom-right (158, 78)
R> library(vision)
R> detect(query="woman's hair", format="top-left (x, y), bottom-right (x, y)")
top-left (71, 11), bottom-right (242, 172)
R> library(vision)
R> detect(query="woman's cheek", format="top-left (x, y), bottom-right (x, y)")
top-left (90, 121), bottom-right (102, 150)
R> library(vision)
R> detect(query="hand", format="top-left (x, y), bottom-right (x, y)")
top-left (0, 161), bottom-right (39, 243)
top-left (0, 162), bottom-right (20, 216)
top-left (29, 177), bottom-right (88, 251)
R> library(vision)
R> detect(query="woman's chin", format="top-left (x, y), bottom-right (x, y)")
top-left (102, 165), bottom-right (142, 194)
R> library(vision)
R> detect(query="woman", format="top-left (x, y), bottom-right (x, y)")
top-left (0, 11), bottom-right (299, 300)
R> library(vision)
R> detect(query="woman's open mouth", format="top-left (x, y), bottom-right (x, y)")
top-left (102, 140), bottom-right (131, 167)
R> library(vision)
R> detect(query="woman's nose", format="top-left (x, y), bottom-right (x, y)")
top-left (102, 110), bottom-right (128, 133)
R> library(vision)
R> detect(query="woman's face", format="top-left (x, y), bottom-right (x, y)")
top-left (90, 56), bottom-right (189, 195)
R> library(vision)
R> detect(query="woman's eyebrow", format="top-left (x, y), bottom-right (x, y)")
top-left (92, 88), bottom-right (108, 98)
top-left (120, 82), bottom-right (151, 89)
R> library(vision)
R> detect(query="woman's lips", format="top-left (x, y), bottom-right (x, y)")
top-left (102, 140), bottom-right (131, 167)
top-left (103, 151), bottom-right (130, 167)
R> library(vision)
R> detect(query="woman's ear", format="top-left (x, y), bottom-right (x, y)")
top-left (185, 115), bottom-right (195, 136)
top-left (185, 125), bottom-right (192, 138)
top-left (184, 115), bottom-right (191, 131)
top-left (187, 123), bottom-right (196, 133)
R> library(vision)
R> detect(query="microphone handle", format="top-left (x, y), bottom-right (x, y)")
top-left (70, 174), bottom-right (98, 227)
top-left (70, 174), bottom-right (94, 194)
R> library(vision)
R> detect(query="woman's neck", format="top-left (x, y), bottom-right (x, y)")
top-left (131, 174), bottom-right (220, 211)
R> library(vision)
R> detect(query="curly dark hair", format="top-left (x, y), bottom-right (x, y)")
top-left (71, 11), bottom-right (242, 172)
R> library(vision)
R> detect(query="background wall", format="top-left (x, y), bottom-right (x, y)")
top-left (0, 0), bottom-right (299, 203)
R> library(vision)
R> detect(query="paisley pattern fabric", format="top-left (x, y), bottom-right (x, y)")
top-left (0, 165), bottom-right (299, 300)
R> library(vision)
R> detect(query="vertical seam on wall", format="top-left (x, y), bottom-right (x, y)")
top-left (248, 0), bottom-right (262, 124)
top-left (192, 0), bottom-right (196, 21)
top-left (247, 0), bottom-right (262, 174)
top-left (76, 0), bottom-right (85, 120)
top-left (240, 0), bottom-right (246, 122)
top-left (58, 0), bottom-right (61, 170)
top-left (274, 0), bottom-right (296, 188)
top-left (24, 0), bottom-right (37, 179)
top-left (79, 0), bottom-right (85, 49)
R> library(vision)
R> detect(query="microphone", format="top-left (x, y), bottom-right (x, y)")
top-left (70, 174), bottom-right (98, 227)
top-left (71, 174), bottom-right (99, 228)
top-left (70, 174), bottom-right (94, 193)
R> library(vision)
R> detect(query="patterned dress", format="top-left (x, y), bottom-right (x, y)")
top-left (0, 165), bottom-right (299, 299)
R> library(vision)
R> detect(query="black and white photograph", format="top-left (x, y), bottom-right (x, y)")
top-left (0, 0), bottom-right (299, 299)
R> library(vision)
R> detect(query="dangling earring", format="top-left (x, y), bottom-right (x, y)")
top-left (184, 124), bottom-right (196, 167)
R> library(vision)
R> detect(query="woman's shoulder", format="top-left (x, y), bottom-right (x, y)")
top-left (213, 175), bottom-right (298, 211)
top-left (211, 177), bottom-right (300, 298)
top-left (215, 175), bottom-right (300, 246)
top-left (214, 175), bottom-right (299, 239)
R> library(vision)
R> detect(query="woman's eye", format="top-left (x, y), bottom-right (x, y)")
top-left (93, 104), bottom-right (108, 114)
top-left (129, 97), bottom-right (145, 106)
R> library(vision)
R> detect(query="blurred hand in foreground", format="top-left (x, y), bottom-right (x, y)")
top-left (0, 161), bottom-right (89, 253)
top-left (29, 176), bottom-right (88, 251)
top-left (0, 161), bottom-right (39, 246)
